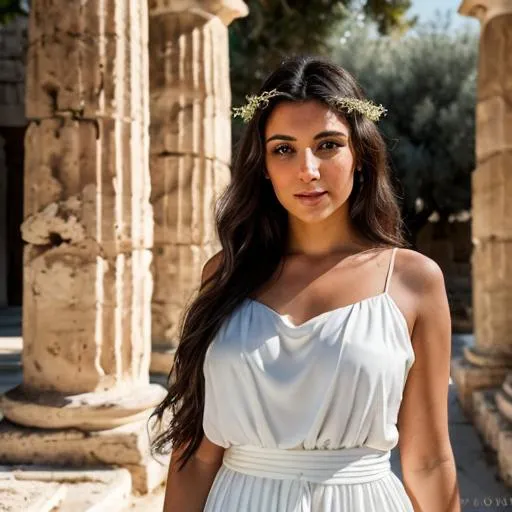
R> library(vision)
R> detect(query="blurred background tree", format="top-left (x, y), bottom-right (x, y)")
top-left (329, 13), bottom-right (477, 242)
top-left (229, 0), bottom-right (416, 110)
top-left (0, 0), bottom-right (27, 25)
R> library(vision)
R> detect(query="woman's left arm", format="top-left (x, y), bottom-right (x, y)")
top-left (397, 252), bottom-right (460, 512)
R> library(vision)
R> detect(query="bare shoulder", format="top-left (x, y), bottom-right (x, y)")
top-left (201, 251), bottom-right (224, 284)
top-left (394, 247), bottom-right (446, 298)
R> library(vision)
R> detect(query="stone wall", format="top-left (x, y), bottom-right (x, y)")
top-left (0, 15), bottom-right (27, 306)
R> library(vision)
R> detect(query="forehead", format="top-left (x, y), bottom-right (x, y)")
top-left (265, 99), bottom-right (350, 137)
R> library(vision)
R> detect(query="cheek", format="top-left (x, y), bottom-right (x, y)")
top-left (266, 159), bottom-right (294, 186)
top-left (325, 158), bottom-right (355, 187)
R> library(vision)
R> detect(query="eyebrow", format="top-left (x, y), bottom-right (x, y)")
top-left (265, 130), bottom-right (348, 144)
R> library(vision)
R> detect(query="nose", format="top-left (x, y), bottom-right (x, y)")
top-left (299, 148), bottom-right (320, 180)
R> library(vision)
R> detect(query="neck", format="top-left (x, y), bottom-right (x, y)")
top-left (286, 212), bottom-right (369, 258)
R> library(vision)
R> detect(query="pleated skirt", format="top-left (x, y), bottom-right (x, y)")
top-left (204, 445), bottom-right (414, 512)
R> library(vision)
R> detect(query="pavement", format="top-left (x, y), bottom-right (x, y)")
top-left (0, 307), bottom-right (511, 510)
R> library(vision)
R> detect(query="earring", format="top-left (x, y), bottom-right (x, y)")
top-left (358, 171), bottom-right (364, 185)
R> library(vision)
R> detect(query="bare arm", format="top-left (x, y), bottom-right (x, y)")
top-left (397, 250), bottom-right (460, 512)
top-left (163, 251), bottom-right (226, 512)
top-left (163, 436), bottom-right (225, 512)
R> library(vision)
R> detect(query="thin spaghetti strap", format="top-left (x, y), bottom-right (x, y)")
top-left (384, 247), bottom-right (398, 294)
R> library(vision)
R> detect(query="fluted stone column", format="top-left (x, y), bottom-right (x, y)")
top-left (148, 0), bottom-right (248, 373)
top-left (0, 0), bottom-right (166, 493)
top-left (452, 0), bottom-right (512, 489)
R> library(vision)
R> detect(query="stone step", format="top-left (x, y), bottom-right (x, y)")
top-left (0, 466), bottom-right (132, 512)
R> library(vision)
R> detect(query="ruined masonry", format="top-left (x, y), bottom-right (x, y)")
top-left (0, 0), bottom-right (249, 509)
top-left (0, 0), bottom-right (167, 497)
top-left (451, 0), bottom-right (512, 489)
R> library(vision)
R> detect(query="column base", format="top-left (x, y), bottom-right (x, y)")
top-left (150, 347), bottom-right (176, 375)
top-left (0, 383), bottom-right (167, 430)
top-left (464, 345), bottom-right (512, 368)
top-left (473, 390), bottom-right (512, 488)
top-left (451, 356), bottom-right (509, 416)
top-left (0, 418), bottom-right (169, 494)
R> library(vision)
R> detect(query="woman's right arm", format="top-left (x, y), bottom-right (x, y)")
top-left (162, 436), bottom-right (225, 511)
top-left (162, 251), bottom-right (225, 512)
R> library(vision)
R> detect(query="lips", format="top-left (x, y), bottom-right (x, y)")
top-left (295, 191), bottom-right (327, 197)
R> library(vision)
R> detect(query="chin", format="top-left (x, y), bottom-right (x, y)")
top-left (289, 209), bottom-right (334, 224)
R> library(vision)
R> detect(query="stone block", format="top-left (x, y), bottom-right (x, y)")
top-left (476, 97), bottom-right (512, 161)
top-left (150, 155), bottom-right (229, 245)
top-left (471, 242), bottom-right (512, 353)
top-left (498, 429), bottom-right (512, 488)
top-left (23, 118), bottom-right (98, 213)
top-left (151, 243), bottom-right (218, 344)
top-left (26, 2), bottom-right (149, 121)
top-left (22, 241), bottom-right (152, 308)
top-left (20, 303), bottom-right (154, 394)
top-left (478, 14), bottom-right (512, 102)
top-left (149, 94), bottom-right (231, 163)
top-left (0, 478), bottom-right (66, 512)
top-left (0, 466), bottom-right (131, 512)
top-left (473, 389), bottom-right (506, 450)
top-left (451, 356), bottom-right (510, 416)
top-left (472, 152), bottom-right (512, 241)
top-left (470, 389), bottom-right (512, 490)
top-left (148, 14), bottom-right (231, 163)
top-left (23, 118), bottom-right (153, 251)
top-left (0, 418), bottom-right (169, 494)
top-left (20, 244), bottom-right (152, 393)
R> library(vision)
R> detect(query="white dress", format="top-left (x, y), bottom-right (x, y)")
top-left (202, 248), bottom-right (416, 511)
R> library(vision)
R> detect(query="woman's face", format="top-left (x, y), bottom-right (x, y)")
top-left (264, 100), bottom-right (357, 225)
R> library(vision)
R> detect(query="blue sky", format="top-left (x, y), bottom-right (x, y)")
top-left (409, 0), bottom-right (479, 30)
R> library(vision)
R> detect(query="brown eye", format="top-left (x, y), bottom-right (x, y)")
top-left (272, 144), bottom-right (293, 155)
top-left (318, 141), bottom-right (342, 151)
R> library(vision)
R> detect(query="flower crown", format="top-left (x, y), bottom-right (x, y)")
top-left (232, 89), bottom-right (387, 123)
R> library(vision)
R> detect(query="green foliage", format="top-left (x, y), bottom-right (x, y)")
top-left (363, 0), bottom-right (416, 35)
top-left (229, 0), bottom-right (415, 112)
top-left (0, 0), bottom-right (27, 25)
top-left (329, 14), bottom-right (478, 237)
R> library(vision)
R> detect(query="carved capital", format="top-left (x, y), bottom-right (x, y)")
top-left (148, 0), bottom-right (248, 25)
top-left (458, 0), bottom-right (512, 26)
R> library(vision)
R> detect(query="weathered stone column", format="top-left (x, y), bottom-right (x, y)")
top-left (0, 0), bottom-right (166, 493)
top-left (452, 0), bottom-right (512, 489)
top-left (148, 0), bottom-right (248, 373)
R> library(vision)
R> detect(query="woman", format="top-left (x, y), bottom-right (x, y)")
top-left (152, 56), bottom-right (460, 511)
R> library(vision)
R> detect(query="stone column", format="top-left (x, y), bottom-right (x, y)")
top-left (148, 0), bottom-right (248, 373)
top-left (0, 0), bottom-right (166, 493)
top-left (452, 0), bottom-right (512, 489)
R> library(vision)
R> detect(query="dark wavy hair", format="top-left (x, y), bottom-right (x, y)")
top-left (150, 55), bottom-right (406, 469)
